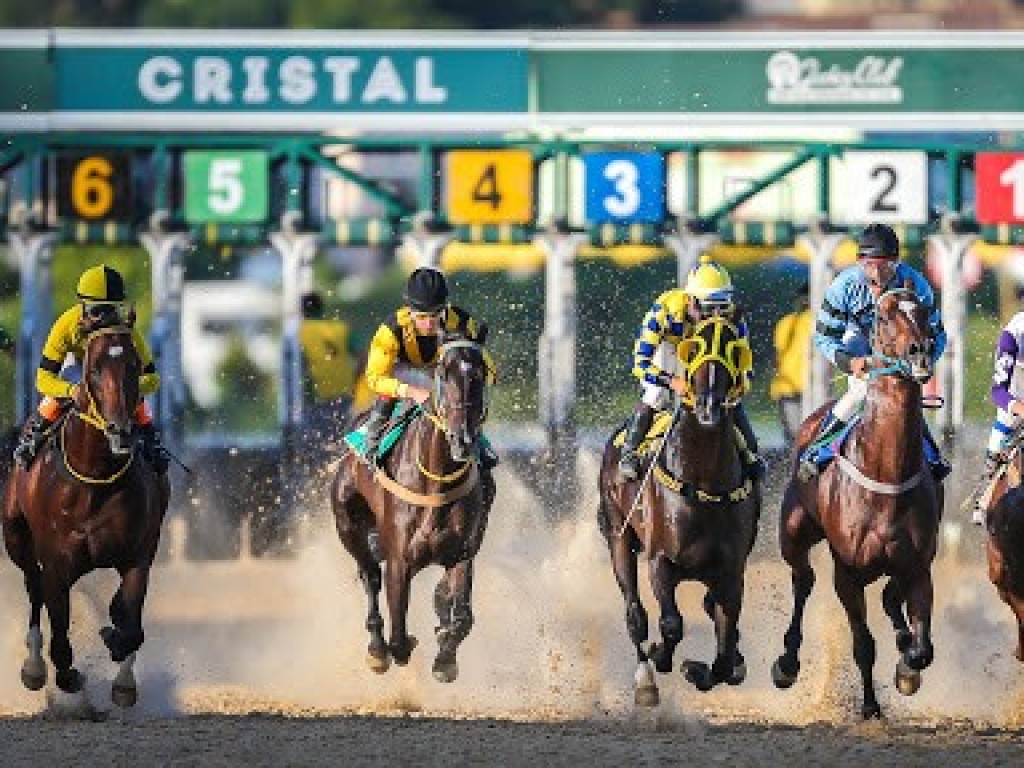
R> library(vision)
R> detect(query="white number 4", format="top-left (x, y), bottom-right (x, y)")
top-left (603, 159), bottom-right (641, 217)
top-left (208, 158), bottom-right (244, 215)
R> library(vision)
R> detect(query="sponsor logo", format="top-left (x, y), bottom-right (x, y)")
top-left (766, 50), bottom-right (903, 105)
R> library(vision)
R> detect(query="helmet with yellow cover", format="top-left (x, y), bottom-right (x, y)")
top-left (77, 264), bottom-right (131, 324)
top-left (684, 254), bottom-right (734, 314)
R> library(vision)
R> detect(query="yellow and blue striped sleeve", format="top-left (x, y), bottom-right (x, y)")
top-left (631, 294), bottom-right (675, 387)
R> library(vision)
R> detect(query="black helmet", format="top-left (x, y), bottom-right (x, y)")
top-left (857, 223), bottom-right (900, 261)
top-left (405, 267), bottom-right (448, 313)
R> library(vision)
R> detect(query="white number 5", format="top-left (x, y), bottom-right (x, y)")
top-left (208, 158), bottom-right (244, 215)
top-left (603, 159), bottom-right (640, 217)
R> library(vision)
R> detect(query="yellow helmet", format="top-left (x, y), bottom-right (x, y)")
top-left (684, 255), bottom-right (734, 309)
top-left (77, 265), bottom-right (127, 303)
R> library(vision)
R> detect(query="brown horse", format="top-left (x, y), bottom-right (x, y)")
top-left (332, 338), bottom-right (495, 682)
top-left (981, 447), bottom-right (1024, 662)
top-left (598, 316), bottom-right (760, 706)
top-left (773, 287), bottom-right (943, 719)
top-left (3, 324), bottom-right (169, 707)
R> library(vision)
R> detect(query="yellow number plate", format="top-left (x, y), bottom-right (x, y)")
top-left (446, 150), bottom-right (534, 225)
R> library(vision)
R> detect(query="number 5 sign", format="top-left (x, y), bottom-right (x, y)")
top-left (184, 150), bottom-right (269, 224)
top-left (976, 153), bottom-right (1024, 224)
top-left (583, 151), bottom-right (664, 224)
top-left (842, 151), bottom-right (928, 225)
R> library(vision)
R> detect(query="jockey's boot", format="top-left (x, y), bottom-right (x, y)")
top-left (138, 422), bottom-right (169, 474)
top-left (480, 441), bottom-right (500, 471)
top-left (733, 403), bottom-right (766, 482)
top-left (922, 425), bottom-right (952, 483)
top-left (13, 412), bottom-right (51, 468)
top-left (973, 450), bottom-right (1005, 526)
top-left (617, 404), bottom-right (655, 482)
top-left (797, 412), bottom-right (847, 482)
top-left (362, 399), bottom-right (394, 466)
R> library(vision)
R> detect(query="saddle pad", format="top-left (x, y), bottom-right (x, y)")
top-left (612, 410), bottom-right (674, 456)
top-left (343, 403), bottom-right (420, 460)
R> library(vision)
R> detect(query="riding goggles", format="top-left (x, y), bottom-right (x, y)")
top-left (81, 300), bottom-right (132, 323)
top-left (410, 308), bottom-right (445, 322)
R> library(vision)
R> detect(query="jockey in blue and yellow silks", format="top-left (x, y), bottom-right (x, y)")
top-left (619, 255), bottom-right (763, 481)
top-left (13, 264), bottom-right (168, 473)
top-left (798, 223), bottom-right (949, 481)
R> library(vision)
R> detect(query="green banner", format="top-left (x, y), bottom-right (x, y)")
top-left (0, 47), bottom-right (52, 113)
top-left (184, 150), bottom-right (268, 224)
top-left (536, 46), bottom-right (1024, 114)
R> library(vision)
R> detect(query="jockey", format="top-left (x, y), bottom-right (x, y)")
top-left (977, 298), bottom-right (1024, 523)
top-left (13, 264), bottom-right (167, 473)
top-left (362, 266), bottom-right (496, 468)
top-left (618, 254), bottom-right (763, 482)
top-left (797, 223), bottom-right (949, 481)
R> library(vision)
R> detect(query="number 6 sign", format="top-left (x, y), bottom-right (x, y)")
top-left (184, 150), bottom-right (269, 224)
top-left (842, 151), bottom-right (928, 225)
top-left (583, 151), bottom-right (664, 224)
top-left (976, 153), bottom-right (1024, 224)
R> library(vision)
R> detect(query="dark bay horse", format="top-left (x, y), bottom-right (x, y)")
top-left (980, 449), bottom-right (1024, 662)
top-left (598, 316), bottom-right (761, 706)
top-left (332, 338), bottom-right (495, 682)
top-left (773, 287), bottom-right (942, 719)
top-left (3, 324), bottom-right (169, 707)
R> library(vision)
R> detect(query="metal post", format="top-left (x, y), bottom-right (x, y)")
top-left (798, 230), bottom-right (846, 420)
top-left (10, 230), bottom-right (56, 426)
top-left (664, 230), bottom-right (717, 288)
top-left (401, 211), bottom-right (455, 269)
top-left (929, 230), bottom-right (975, 439)
top-left (140, 225), bottom-right (189, 457)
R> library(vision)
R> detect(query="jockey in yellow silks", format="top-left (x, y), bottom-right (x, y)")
top-left (13, 264), bottom-right (167, 473)
top-left (362, 266), bottom-right (496, 468)
top-left (619, 255), bottom-right (763, 481)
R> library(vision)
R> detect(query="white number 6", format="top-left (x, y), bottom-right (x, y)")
top-left (604, 159), bottom-right (641, 217)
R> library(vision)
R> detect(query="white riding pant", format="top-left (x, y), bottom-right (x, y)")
top-left (641, 343), bottom-right (678, 410)
top-left (833, 375), bottom-right (868, 423)
top-left (989, 408), bottom-right (1018, 454)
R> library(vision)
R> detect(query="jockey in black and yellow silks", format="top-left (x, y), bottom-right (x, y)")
top-left (13, 264), bottom-right (168, 473)
top-left (362, 267), bottom-right (496, 468)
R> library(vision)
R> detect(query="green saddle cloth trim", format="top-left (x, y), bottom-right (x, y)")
top-left (343, 404), bottom-right (494, 464)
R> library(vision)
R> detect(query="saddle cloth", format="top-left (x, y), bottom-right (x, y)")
top-left (343, 403), bottom-right (495, 466)
top-left (612, 410), bottom-right (674, 457)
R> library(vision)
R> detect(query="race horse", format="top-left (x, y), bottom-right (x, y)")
top-left (773, 286), bottom-right (943, 719)
top-left (598, 315), bottom-right (761, 706)
top-left (332, 338), bottom-right (495, 682)
top-left (978, 443), bottom-right (1024, 663)
top-left (3, 323), bottom-right (169, 707)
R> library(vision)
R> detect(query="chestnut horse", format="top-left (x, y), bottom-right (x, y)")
top-left (333, 338), bottom-right (495, 682)
top-left (3, 324), bottom-right (169, 707)
top-left (598, 316), bottom-right (760, 706)
top-left (773, 287), bottom-right (943, 719)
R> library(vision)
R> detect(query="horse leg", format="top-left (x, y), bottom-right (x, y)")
top-left (606, 524), bottom-right (656, 706)
top-left (833, 561), bottom-right (881, 719)
top-left (433, 560), bottom-right (474, 683)
top-left (4, 511), bottom-right (46, 690)
top-left (893, 568), bottom-right (934, 697)
top-left (335, 494), bottom-right (388, 671)
top-left (385, 558), bottom-right (417, 665)
top-left (101, 566), bottom-right (149, 663)
top-left (648, 555), bottom-right (684, 676)
top-left (881, 578), bottom-right (912, 652)
top-left (41, 570), bottom-right (82, 694)
top-left (772, 496), bottom-right (821, 689)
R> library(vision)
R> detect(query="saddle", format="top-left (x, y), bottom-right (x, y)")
top-left (612, 410), bottom-right (674, 457)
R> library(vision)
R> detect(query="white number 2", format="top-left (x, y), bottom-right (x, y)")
top-left (603, 159), bottom-right (641, 217)
top-left (208, 158), bottom-right (244, 215)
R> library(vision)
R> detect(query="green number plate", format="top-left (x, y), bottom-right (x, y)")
top-left (184, 150), bottom-right (268, 223)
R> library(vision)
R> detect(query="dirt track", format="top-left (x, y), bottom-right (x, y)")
top-left (1, 461), bottom-right (1023, 765)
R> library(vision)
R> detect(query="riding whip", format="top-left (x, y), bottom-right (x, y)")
top-left (616, 400), bottom-right (683, 539)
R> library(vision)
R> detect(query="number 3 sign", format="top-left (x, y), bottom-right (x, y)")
top-left (842, 151), bottom-right (928, 226)
top-left (583, 152), bottom-right (664, 224)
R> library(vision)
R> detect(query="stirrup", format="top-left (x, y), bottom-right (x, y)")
top-left (618, 450), bottom-right (641, 481)
top-left (972, 502), bottom-right (987, 527)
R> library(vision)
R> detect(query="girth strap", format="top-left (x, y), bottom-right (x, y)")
top-left (836, 454), bottom-right (922, 495)
top-left (652, 462), bottom-right (753, 505)
top-left (373, 462), bottom-right (479, 508)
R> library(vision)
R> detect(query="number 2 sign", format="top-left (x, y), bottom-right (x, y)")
top-left (842, 151), bottom-right (928, 225)
top-left (975, 153), bottom-right (1024, 224)
top-left (184, 150), bottom-right (269, 224)
top-left (583, 151), bottom-right (664, 223)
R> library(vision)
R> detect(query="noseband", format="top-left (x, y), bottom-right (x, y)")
top-left (868, 288), bottom-right (930, 381)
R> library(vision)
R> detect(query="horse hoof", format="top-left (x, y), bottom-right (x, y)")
top-left (112, 683), bottom-right (138, 709)
top-left (390, 636), bottom-right (418, 667)
top-left (634, 685), bottom-right (660, 708)
top-left (432, 658), bottom-right (458, 683)
top-left (20, 659), bottom-right (47, 691)
top-left (771, 658), bottom-right (799, 689)
top-left (366, 646), bottom-right (391, 674)
top-left (726, 657), bottom-right (747, 686)
top-left (894, 660), bottom-right (922, 696)
top-left (681, 660), bottom-right (714, 692)
top-left (55, 668), bottom-right (83, 694)
top-left (648, 643), bottom-right (673, 675)
top-left (862, 702), bottom-right (883, 720)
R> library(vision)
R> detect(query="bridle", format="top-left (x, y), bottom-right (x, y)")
top-left (675, 317), bottom-right (749, 409)
top-left (76, 325), bottom-right (139, 434)
top-left (868, 288), bottom-right (933, 382)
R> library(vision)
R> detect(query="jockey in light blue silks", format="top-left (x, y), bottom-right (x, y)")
top-left (798, 223), bottom-right (951, 482)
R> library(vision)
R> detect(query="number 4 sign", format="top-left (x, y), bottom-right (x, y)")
top-left (976, 153), bottom-right (1024, 224)
top-left (842, 151), bottom-right (928, 225)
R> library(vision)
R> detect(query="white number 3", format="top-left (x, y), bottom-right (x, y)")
top-left (603, 160), bottom-right (641, 217)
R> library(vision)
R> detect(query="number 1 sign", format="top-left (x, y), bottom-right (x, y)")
top-left (976, 153), bottom-right (1024, 224)
top-left (842, 151), bottom-right (928, 225)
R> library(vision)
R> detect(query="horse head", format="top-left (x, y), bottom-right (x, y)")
top-left (432, 337), bottom-right (492, 463)
top-left (872, 285), bottom-right (934, 383)
top-left (676, 316), bottom-right (749, 428)
top-left (77, 324), bottom-right (142, 455)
